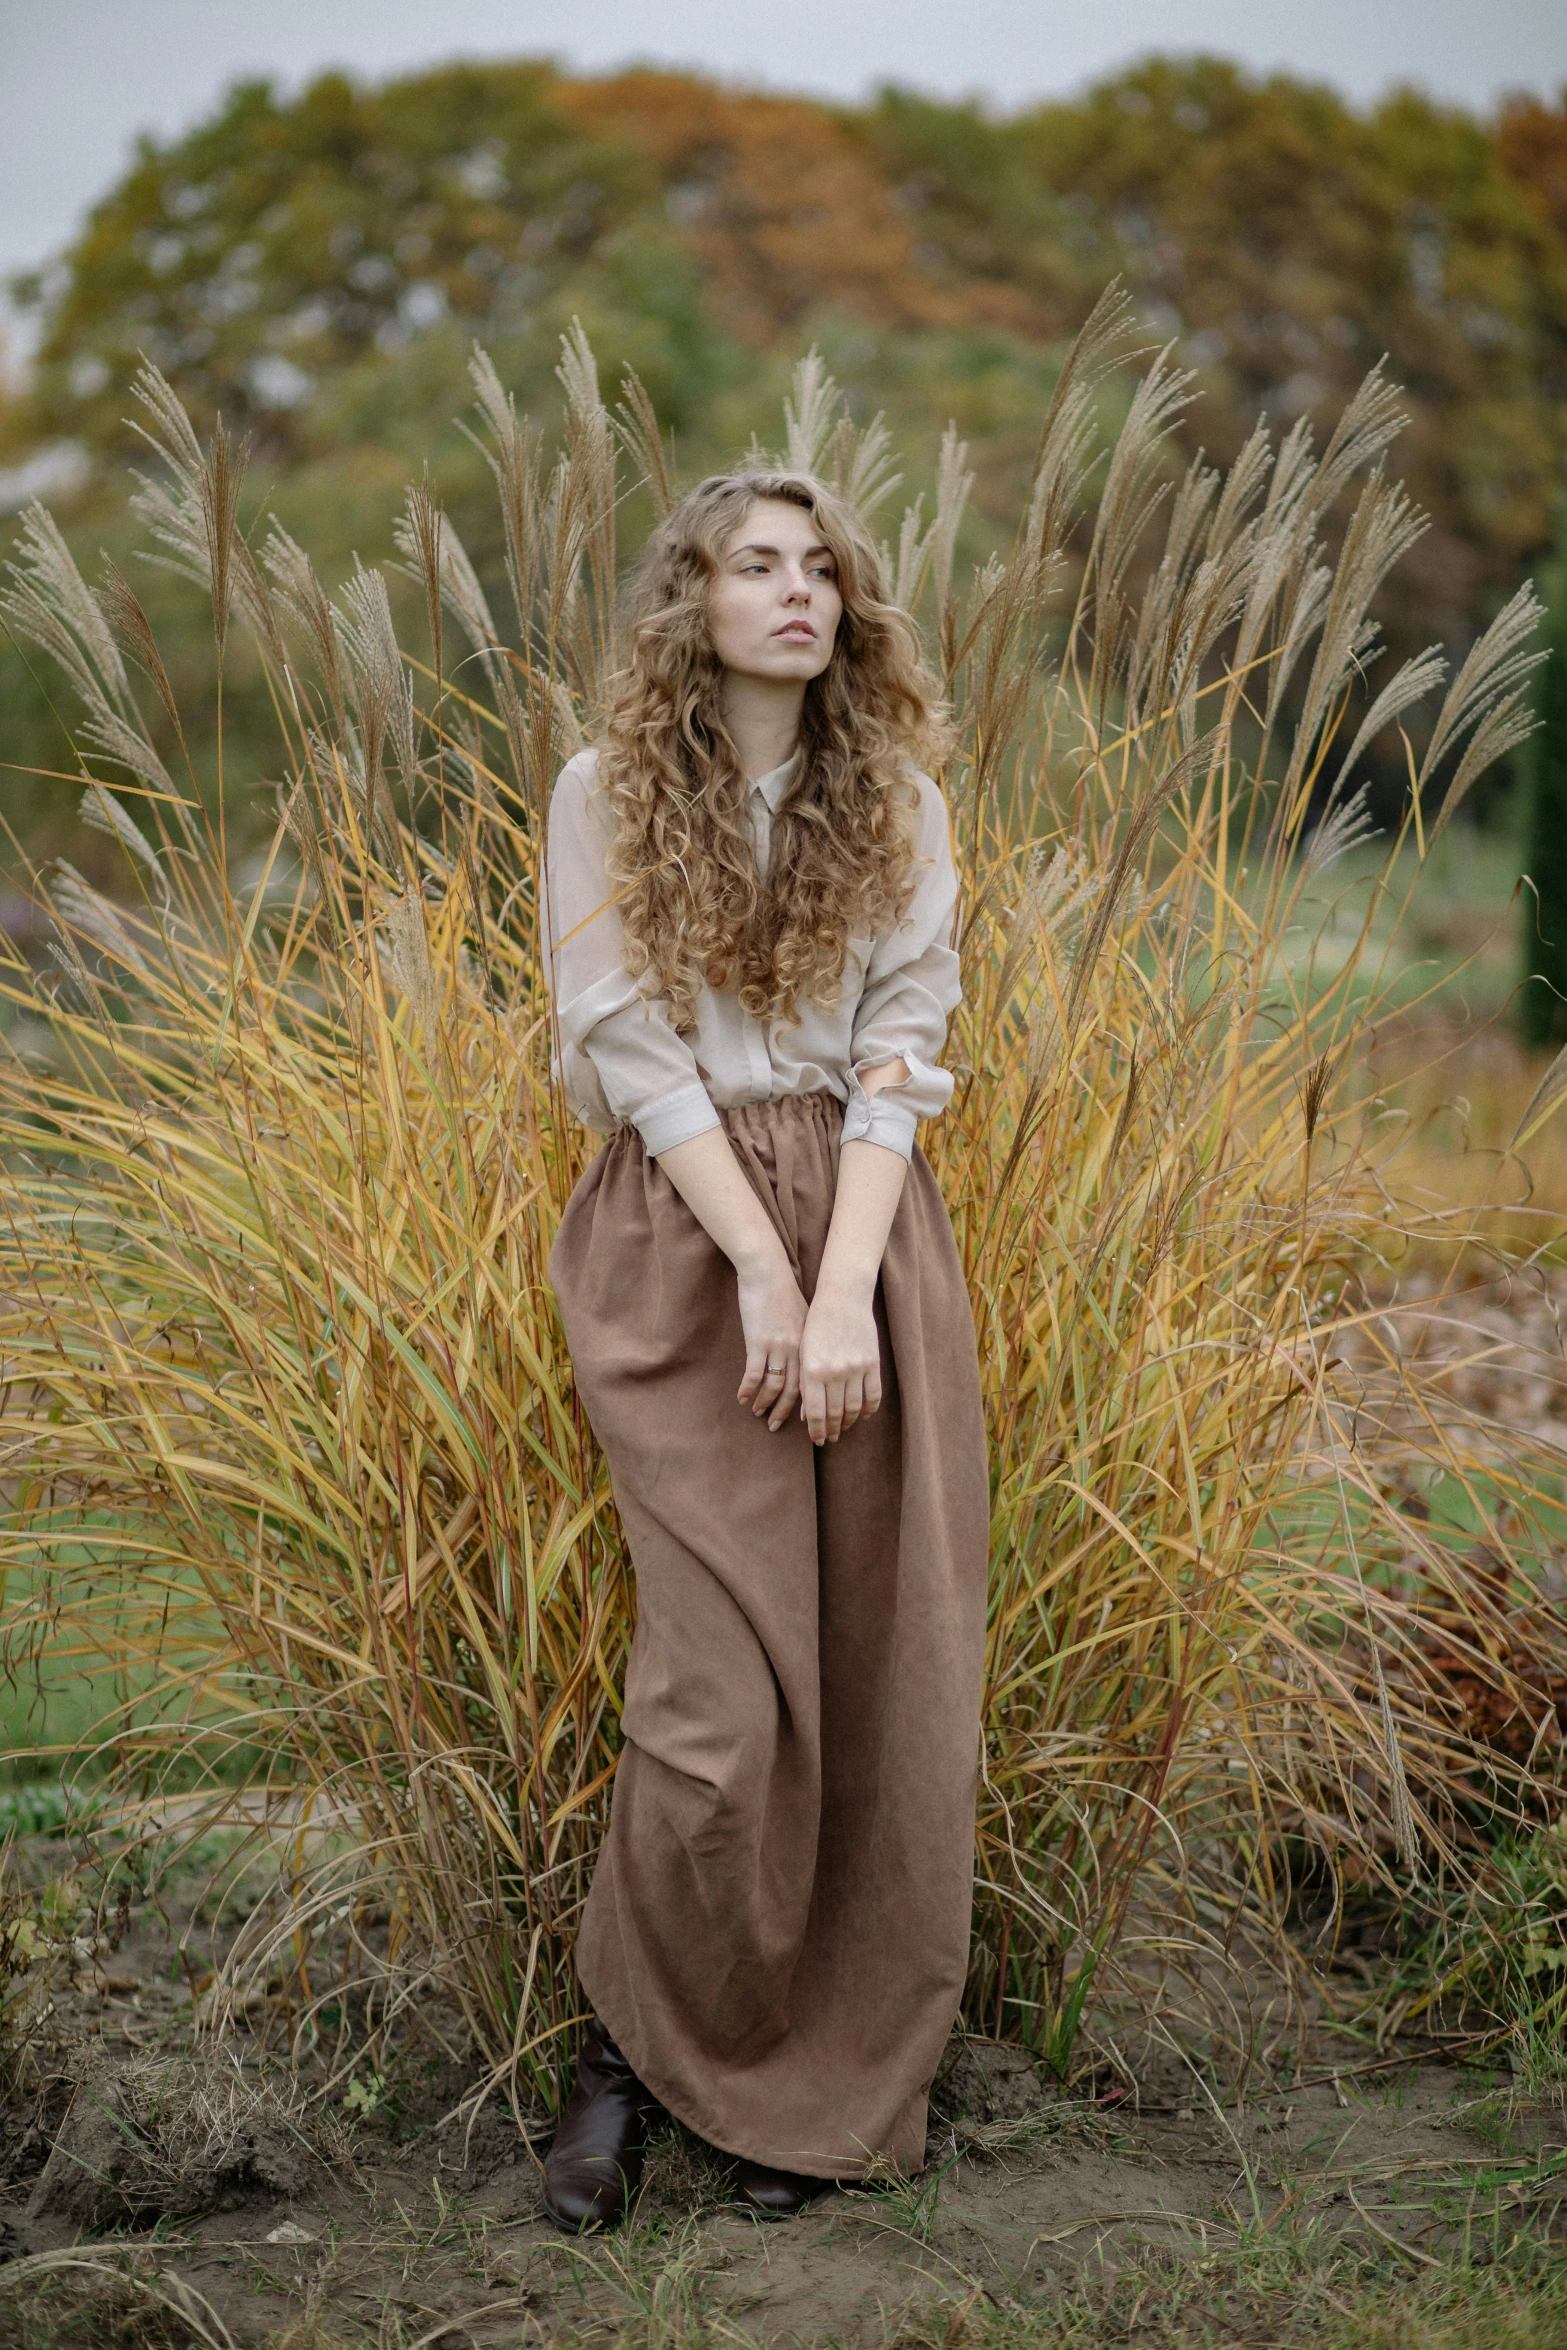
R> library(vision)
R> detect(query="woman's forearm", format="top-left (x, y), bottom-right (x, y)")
top-left (656, 1125), bottom-right (786, 1274)
top-left (656, 1053), bottom-right (910, 1285)
top-left (817, 1140), bottom-right (908, 1296)
top-left (795, 1061), bottom-right (910, 1445)
top-left (820, 1057), bottom-right (910, 1294)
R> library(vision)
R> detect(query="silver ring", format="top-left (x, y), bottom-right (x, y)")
top-left (765, 1360), bottom-right (784, 1375)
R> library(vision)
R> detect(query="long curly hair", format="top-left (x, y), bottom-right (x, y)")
top-left (598, 470), bottom-right (951, 1032)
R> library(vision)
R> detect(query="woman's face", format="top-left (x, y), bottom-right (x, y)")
top-left (707, 498), bottom-right (843, 686)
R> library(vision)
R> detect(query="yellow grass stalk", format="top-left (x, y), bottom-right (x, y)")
top-left (1, 297), bottom-right (1560, 2108)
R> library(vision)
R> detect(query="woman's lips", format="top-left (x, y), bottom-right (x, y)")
top-left (774, 624), bottom-right (816, 641)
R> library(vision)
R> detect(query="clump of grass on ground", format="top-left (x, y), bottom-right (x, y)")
top-left (0, 2253), bottom-right (238, 2350)
top-left (894, 2246), bottom-right (1567, 2350)
top-left (26, 2049), bottom-right (350, 2231)
top-left (1384, 1822), bottom-right (1567, 2103)
top-left (5, 2242), bottom-right (1565, 2350)
top-left (0, 290), bottom-right (1562, 2123)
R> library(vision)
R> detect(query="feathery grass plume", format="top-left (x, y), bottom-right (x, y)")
top-left (394, 506), bottom-right (500, 682)
top-left (261, 523), bottom-right (350, 734)
top-left (1022, 284), bottom-right (1141, 578)
top-left (826, 406), bottom-right (902, 521)
top-left (78, 782), bottom-right (166, 897)
top-left (782, 346), bottom-right (839, 476)
top-left (466, 345), bottom-right (543, 627)
top-left (1082, 346), bottom-right (1198, 672)
top-left (46, 861), bottom-right (154, 981)
top-left (613, 368), bottom-right (675, 519)
top-left (126, 363), bottom-right (281, 673)
top-left (95, 554), bottom-right (183, 739)
top-left (383, 884), bottom-right (441, 1038)
top-left (768, 347), bottom-right (905, 523)
top-left (1421, 581), bottom-right (1547, 845)
top-left (930, 425), bottom-right (975, 661)
top-left (3, 502), bottom-right (130, 711)
top-left (0, 508), bottom-right (180, 815)
top-left (1, 327), bottom-right (1562, 2119)
top-left (402, 470), bottom-right (446, 688)
top-left (553, 321), bottom-right (618, 714)
top-left (1300, 782), bottom-right (1378, 881)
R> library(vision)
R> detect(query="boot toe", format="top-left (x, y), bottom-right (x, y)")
top-left (734, 2159), bottom-right (825, 2218)
top-left (543, 2153), bottom-right (640, 2233)
top-left (541, 2023), bottom-right (652, 2233)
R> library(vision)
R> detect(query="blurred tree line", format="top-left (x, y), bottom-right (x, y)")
top-left (3, 53), bottom-right (1566, 884)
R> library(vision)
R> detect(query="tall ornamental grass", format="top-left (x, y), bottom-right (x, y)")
top-left (3, 290), bottom-right (1563, 2109)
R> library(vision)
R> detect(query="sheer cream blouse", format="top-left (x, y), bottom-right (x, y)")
top-left (542, 748), bottom-right (962, 1161)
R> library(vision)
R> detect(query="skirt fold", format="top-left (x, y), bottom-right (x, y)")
top-left (549, 1092), bottom-right (989, 2178)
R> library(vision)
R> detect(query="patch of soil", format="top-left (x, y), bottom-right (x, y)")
top-left (26, 2049), bottom-right (346, 2232)
top-left (931, 2032), bottom-right (1064, 2128)
top-left (3, 1912), bottom-right (1563, 2350)
top-left (2, 1822), bottom-right (1564, 2347)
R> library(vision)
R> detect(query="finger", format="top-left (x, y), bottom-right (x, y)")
top-left (768, 1355), bottom-right (801, 1432)
top-left (737, 1344), bottom-right (767, 1407)
top-left (803, 1372), bottom-right (827, 1446)
top-left (751, 1360), bottom-right (788, 1418)
top-left (824, 1373), bottom-right (845, 1444)
top-left (862, 1365), bottom-right (883, 1419)
top-left (839, 1370), bottom-right (865, 1435)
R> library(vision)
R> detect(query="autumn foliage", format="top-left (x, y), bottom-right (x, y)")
top-left (8, 55), bottom-right (1567, 655)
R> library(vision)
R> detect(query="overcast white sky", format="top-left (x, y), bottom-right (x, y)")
top-left (3, 0), bottom-right (1565, 313)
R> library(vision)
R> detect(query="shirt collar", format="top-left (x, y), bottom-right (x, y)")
top-left (750, 751), bottom-right (801, 814)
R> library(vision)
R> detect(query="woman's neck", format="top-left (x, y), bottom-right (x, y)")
top-left (719, 671), bottom-right (805, 782)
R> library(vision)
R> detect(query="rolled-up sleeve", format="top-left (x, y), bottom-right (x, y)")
top-left (841, 774), bottom-right (962, 1160)
top-left (543, 753), bottom-right (721, 1156)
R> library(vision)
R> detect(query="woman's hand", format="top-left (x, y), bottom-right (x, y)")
top-left (735, 1252), bottom-right (809, 1431)
top-left (800, 1277), bottom-right (882, 1446)
top-left (655, 1120), bottom-right (902, 1444)
top-left (655, 1129), bottom-right (807, 1432)
top-left (797, 1132), bottom-right (905, 1445)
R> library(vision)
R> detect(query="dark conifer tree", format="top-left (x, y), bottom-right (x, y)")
top-left (1521, 532), bottom-right (1567, 1048)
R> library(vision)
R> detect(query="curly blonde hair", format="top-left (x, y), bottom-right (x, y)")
top-left (598, 470), bottom-right (951, 1032)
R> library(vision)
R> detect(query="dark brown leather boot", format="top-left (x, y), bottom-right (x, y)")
top-left (542, 2020), bottom-right (655, 2232)
top-left (734, 2157), bottom-right (827, 2218)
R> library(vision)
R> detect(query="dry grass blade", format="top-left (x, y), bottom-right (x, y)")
top-left (0, 2251), bottom-right (239, 2350)
top-left (1512, 1039), bottom-right (1567, 1155)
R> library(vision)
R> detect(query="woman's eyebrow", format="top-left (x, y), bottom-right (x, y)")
top-left (729, 540), bottom-right (834, 561)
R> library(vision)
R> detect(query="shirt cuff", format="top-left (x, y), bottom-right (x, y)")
top-left (841, 1073), bottom-right (918, 1161)
top-left (635, 1081), bottom-right (722, 1158)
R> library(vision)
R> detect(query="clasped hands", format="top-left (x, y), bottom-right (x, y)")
top-left (735, 1248), bottom-right (880, 1445)
top-left (653, 1080), bottom-right (907, 1447)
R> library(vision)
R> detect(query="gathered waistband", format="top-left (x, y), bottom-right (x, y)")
top-left (606, 1085), bottom-right (845, 1160)
top-left (716, 1089), bottom-right (840, 1136)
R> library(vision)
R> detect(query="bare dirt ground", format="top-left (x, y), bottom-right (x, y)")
top-left (2, 1849), bottom-right (1563, 2350)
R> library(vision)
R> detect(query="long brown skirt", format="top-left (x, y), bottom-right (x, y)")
top-left (548, 1091), bottom-right (989, 2178)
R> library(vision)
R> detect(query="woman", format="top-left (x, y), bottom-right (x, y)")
top-left (542, 469), bottom-right (989, 2229)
